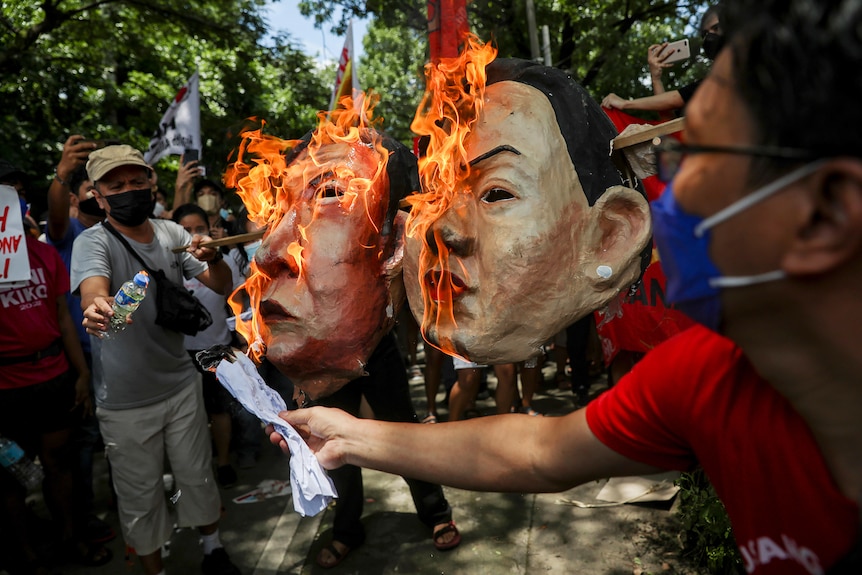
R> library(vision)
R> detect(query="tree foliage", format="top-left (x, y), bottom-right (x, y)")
top-left (302, 0), bottom-right (715, 128)
top-left (0, 0), bottom-right (329, 216)
top-left (359, 20), bottom-right (426, 147)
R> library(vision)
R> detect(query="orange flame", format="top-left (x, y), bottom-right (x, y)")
top-left (224, 94), bottom-right (390, 362)
top-left (406, 35), bottom-right (498, 352)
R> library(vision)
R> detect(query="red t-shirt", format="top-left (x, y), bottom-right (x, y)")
top-left (0, 236), bottom-right (70, 389)
top-left (587, 325), bottom-right (858, 574)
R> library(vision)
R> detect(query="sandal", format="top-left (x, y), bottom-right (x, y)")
top-left (421, 413), bottom-right (438, 424)
top-left (63, 539), bottom-right (114, 567)
top-left (315, 541), bottom-right (350, 569)
top-left (433, 520), bottom-right (462, 551)
top-left (520, 406), bottom-right (541, 416)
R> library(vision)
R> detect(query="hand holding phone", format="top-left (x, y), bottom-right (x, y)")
top-left (75, 138), bottom-right (120, 150)
top-left (183, 148), bottom-right (200, 165)
top-left (659, 39), bottom-right (690, 64)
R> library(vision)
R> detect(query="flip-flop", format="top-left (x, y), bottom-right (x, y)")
top-left (433, 520), bottom-right (462, 551)
top-left (315, 541), bottom-right (350, 568)
top-left (421, 413), bottom-right (438, 424)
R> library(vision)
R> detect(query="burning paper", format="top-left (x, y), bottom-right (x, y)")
top-left (196, 348), bottom-right (336, 516)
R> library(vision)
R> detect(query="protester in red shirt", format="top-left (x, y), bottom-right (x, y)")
top-left (0, 208), bottom-right (111, 572)
top-left (264, 2), bottom-right (862, 573)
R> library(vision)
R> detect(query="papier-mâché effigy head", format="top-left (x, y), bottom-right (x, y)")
top-left (227, 97), bottom-right (415, 399)
top-left (405, 39), bottom-right (652, 364)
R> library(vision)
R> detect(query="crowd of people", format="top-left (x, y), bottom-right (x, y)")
top-left (1, 1), bottom-right (860, 575)
top-left (0, 142), bottom-right (268, 575)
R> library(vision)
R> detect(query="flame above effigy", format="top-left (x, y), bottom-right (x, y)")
top-left (405, 36), bottom-right (498, 358)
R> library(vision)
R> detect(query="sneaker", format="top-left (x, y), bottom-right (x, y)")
top-left (216, 465), bottom-right (238, 489)
top-left (201, 547), bottom-right (241, 575)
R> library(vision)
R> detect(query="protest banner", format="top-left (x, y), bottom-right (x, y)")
top-left (0, 184), bottom-right (31, 286)
top-left (144, 71), bottom-right (201, 165)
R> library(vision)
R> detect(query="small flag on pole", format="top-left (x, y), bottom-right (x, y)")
top-left (329, 21), bottom-right (362, 112)
top-left (144, 71), bottom-right (201, 165)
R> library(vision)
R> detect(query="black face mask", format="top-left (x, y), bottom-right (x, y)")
top-left (78, 196), bottom-right (106, 218)
top-left (702, 32), bottom-right (725, 60)
top-left (103, 188), bottom-right (154, 227)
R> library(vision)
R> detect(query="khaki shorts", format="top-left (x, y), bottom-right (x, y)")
top-left (98, 379), bottom-right (221, 555)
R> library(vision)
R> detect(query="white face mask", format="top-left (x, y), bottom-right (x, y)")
top-left (152, 201), bottom-right (166, 217)
top-left (244, 240), bottom-right (261, 261)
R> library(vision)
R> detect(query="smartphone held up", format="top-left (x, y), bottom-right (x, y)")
top-left (75, 138), bottom-right (121, 150)
top-left (660, 39), bottom-right (690, 64)
top-left (184, 148), bottom-right (206, 177)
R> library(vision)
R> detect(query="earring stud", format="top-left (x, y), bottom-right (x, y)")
top-left (596, 265), bottom-right (613, 279)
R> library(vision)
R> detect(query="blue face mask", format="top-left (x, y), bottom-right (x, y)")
top-left (650, 161), bottom-right (825, 331)
top-left (244, 239), bottom-right (261, 262)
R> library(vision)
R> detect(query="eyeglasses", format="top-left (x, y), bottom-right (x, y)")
top-left (654, 138), bottom-right (818, 183)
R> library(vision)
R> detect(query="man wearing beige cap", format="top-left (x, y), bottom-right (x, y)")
top-left (71, 144), bottom-right (240, 575)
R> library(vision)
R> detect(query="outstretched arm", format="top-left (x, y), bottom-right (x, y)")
top-left (601, 90), bottom-right (684, 114)
top-left (274, 406), bottom-right (662, 493)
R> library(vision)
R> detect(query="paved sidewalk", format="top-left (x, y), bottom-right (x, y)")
top-left (10, 360), bottom-right (699, 575)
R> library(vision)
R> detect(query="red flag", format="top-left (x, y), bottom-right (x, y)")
top-left (427, 0), bottom-right (469, 63)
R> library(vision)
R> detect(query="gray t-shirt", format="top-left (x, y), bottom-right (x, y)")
top-left (71, 219), bottom-right (208, 409)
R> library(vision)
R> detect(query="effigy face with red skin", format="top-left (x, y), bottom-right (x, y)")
top-left (405, 41), bottom-right (652, 364)
top-left (227, 108), bottom-right (410, 400)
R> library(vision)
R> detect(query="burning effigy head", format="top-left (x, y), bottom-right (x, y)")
top-left (226, 96), bottom-right (416, 399)
top-left (405, 37), bottom-right (652, 364)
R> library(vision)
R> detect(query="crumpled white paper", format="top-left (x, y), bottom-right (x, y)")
top-left (215, 353), bottom-right (336, 516)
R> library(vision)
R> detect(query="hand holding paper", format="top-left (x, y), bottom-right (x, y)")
top-left (199, 348), bottom-right (336, 516)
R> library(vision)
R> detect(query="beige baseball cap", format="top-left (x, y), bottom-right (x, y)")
top-left (86, 144), bottom-right (150, 182)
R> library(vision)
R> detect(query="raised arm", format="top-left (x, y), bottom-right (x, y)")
top-left (172, 154), bottom-right (202, 210)
top-left (276, 406), bottom-right (662, 493)
top-left (47, 136), bottom-right (96, 241)
top-left (647, 43), bottom-right (671, 96)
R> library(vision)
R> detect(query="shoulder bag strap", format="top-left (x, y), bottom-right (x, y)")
top-left (101, 220), bottom-right (157, 277)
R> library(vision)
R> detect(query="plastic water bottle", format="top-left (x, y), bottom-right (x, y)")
top-left (105, 270), bottom-right (149, 338)
top-left (0, 436), bottom-right (44, 491)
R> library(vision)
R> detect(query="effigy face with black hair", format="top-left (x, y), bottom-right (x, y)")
top-left (405, 39), bottom-right (653, 364)
top-left (225, 99), bottom-right (412, 399)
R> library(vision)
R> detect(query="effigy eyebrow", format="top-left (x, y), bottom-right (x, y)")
top-left (467, 145), bottom-right (522, 167)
